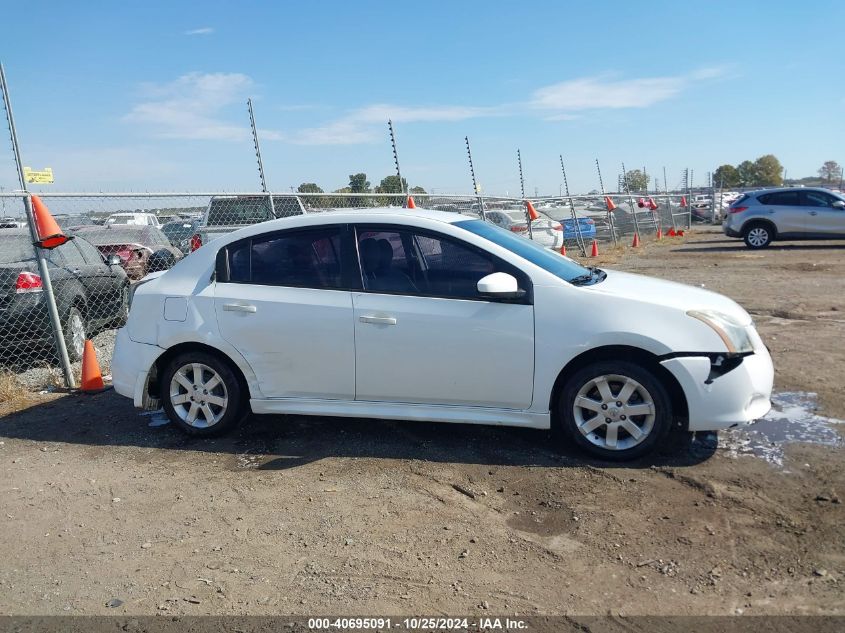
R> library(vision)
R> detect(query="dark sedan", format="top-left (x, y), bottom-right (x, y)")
top-left (71, 225), bottom-right (183, 280)
top-left (0, 230), bottom-right (130, 363)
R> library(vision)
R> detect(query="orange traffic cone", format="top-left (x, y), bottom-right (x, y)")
top-left (677, 229), bottom-right (685, 237)
top-left (80, 340), bottom-right (105, 393)
top-left (406, 195), bottom-right (416, 209)
top-left (560, 244), bottom-right (567, 257)
top-left (637, 198), bottom-right (645, 208)
top-left (632, 233), bottom-right (641, 247)
top-left (667, 228), bottom-right (677, 237)
top-left (656, 228), bottom-right (663, 239)
top-left (590, 239), bottom-right (599, 257)
top-left (525, 200), bottom-right (539, 221)
top-left (31, 195), bottom-right (70, 249)
top-left (604, 196), bottom-right (617, 211)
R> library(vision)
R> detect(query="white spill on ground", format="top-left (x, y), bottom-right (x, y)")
top-left (140, 409), bottom-right (170, 427)
top-left (713, 391), bottom-right (844, 467)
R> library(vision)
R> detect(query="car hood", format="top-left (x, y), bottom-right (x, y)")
top-left (584, 269), bottom-right (752, 325)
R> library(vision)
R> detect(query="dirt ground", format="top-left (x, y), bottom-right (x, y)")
top-left (0, 227), bottom-right (843, 617)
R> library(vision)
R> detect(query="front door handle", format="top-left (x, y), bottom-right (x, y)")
top-left (223, 303), bottom-right (257, 313)
top-left (809, 211), bottom-right (818, 216)
top-left (359, 315), bottom-right (397, 325)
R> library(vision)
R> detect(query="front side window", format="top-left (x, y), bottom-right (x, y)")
top-left (800, 191), bottom-right (835, 207)
top-left (226, 227), bottom-right (344, 289)
top-left (355, 226), bottom-right (524, 299)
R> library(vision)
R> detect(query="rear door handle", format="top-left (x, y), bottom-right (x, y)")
top-left (223, 303), bottom-right (257, 313)
top-left (809, 211), bottom-right (818, 216)
top-left (359, 315), bottom-right (397, 325)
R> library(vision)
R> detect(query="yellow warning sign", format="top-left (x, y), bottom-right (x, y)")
top-left (23, 167), bottom-right (54, 184)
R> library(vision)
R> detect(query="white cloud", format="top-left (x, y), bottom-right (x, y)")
top-left (530, 76), bottom-right (685, 110)
top-left (185, 27), bottom-right (214, 35)
top-left (124, 72), bottom-right (260, 141)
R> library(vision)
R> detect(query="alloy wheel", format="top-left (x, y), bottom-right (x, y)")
top-left (747, 227), bottom-right (769, 247)
top-left (572, 374), bottom-right (656, 451)
top-left (168, 362), bottom-right (229, 428)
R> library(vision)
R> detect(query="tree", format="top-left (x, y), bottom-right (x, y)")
top-left (713, 164), bottom-right (740, 188)
top-left (297, 182), bottom-right (323, 194)
top-left (753, 154), bottom-right (783, 186)
top-left (818, 160), bottom-right (843, 183)
top-left (409, 186), bottom-right (427, 194)
top-left (737, 160), bottom-right (757, 186)
top-left (374, 175), bottom-right (408, 194)
top-left (623, 169), bottom-right (649, 192)
top-left (347, 173), bottom-right (370, 193)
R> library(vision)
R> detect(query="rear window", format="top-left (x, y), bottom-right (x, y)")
top-left (0, 235), bottom-right (36, 263)
top-left (206, 196), bottom-right (303, 226)
top-left (730, 194), bottom-right (750, 206)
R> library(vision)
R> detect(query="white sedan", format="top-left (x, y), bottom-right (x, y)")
top-left (112, 208), bottom-right (773, 460)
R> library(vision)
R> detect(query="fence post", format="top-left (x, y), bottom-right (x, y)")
top-left (621, 162), bottom-right (643, 239)
top-left (517, 149), bottom-right (533, 240)
top-left (1, 64), bottom-right (75, 388)
top-left (596, 159), bottom-right (618, 247)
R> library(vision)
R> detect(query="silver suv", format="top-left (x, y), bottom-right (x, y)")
top-left (723, 187), bottom-right (845, 248)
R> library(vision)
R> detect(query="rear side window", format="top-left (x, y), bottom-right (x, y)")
top-left (758, 191), bottom-right (799, 206)
top-left (226, 227), bottom-right (344, 289)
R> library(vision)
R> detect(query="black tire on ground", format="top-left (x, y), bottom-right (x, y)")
top-left (555, 360), bottom-right (673, 461)
top-left (743, 222), bottom-right (774, 249)
top-left (62, 306), bottom-right (86, 363)
top-left (160, 351), bottom-right (246, 437)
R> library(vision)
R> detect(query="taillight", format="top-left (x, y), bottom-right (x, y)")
top-left (729, 206), bottom-right (748, 214)
top-left (116, 247), bottom-right (133, 262)
top-left (15, 271), bottom-right (43, 294)
top-left (190, 234), bottom-right (202, 251)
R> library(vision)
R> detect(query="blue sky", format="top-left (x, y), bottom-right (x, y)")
top-left (1, 0), bottom-right (842, 195)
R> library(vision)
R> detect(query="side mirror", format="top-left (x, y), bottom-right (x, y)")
top-left (107, 254), bottom-right (122, 266)
top-left (477, 272), bottom-right (525, 300)
top-left (832, 200), bottom-right (845, 209)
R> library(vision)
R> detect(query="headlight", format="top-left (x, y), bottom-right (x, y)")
top-left (687, 310), bottom-right (754, 354)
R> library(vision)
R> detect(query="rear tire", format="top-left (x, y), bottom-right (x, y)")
top-left (160, 351), bottom-right (245, 437)
top-left (743, 222), bottom-right (773, 249)
top-left (555, 360), bottom-right (672, 461)
top-left (63, 306), bottom-right (86, 363)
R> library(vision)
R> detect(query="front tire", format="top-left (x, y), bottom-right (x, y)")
top-left (160, 352), bottom-right (245, 436)
top-left (556, 361), bottom-right (672, 461)
top-left (743, 222), bottom-right (773, 249)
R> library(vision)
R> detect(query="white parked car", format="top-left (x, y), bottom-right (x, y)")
top-left (112, 208), bottom-right (773, 460)
top-left (484, 209), bottom-right (564, 250)
top-left (105, 212), bottom-right (161, 227)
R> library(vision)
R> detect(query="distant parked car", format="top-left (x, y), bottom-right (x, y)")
top-left (0, 230), bottom-right (129, 362)
top-left (723, 187), bottom-right (845, 248)
top-left (485, 210), bottom-right (595, 249)
top-left (72, 225), bottom-right (183, 280)
top-left (105, 212), bottom-right (161, 228)
top-left (193, 194), bottom-right (306, 251)
top-left (161, 218), bottom-right (202, 254)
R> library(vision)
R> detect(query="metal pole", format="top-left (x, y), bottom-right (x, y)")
top-left (596, 158), bottom-right (618, 247)
top-left (247, 98), bottom-right (275, 217)
top-left (388, 120), bottom-right (406, 200)
top-left (1, 63), bottom-right (75, 388)
top-left (687, 168), bottom-right (693, 229)
top-left (621, 162), bottom-right (642, 238)
top-left (664, 166), bottom-right (676, 232)
top-left (560, 155), bottom-right (586, 256)
top-left (465, 136), bottom-right (486, 220)
top-left (517, 149), bottom-right (533, 240)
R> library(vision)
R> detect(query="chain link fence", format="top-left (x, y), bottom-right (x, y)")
top-left (0, 190), bottom-right (692, 391)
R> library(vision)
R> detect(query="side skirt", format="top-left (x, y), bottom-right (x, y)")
top-left (249, 398), bottom-right (551, 429)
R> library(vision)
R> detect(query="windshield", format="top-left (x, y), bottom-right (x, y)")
top-left (455, 219), bottom-right (602, 284)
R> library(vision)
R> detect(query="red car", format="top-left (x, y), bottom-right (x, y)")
top-left (71, 225), bottom-right (183, 280)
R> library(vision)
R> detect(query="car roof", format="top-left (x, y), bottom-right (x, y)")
top-left (224, 207), bottom-right (471, 236)
top-left (749, 187), bottom-right (841, 196)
